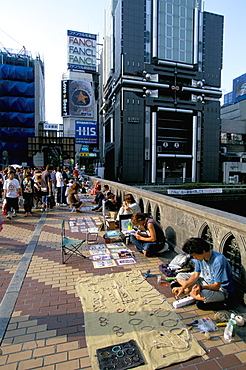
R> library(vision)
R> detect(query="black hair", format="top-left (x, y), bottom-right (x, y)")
top-left (182, 237), bottom-right (210, 255)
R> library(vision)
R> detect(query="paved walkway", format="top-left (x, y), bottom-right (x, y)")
top-left (0, 197), bottom-right (246, 370)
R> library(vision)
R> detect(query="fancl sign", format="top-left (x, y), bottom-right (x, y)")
top-left (67, 30), bottom-right (97, 73)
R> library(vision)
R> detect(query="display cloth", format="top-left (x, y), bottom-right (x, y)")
top-left (76, 271), bottom-right (205, 370)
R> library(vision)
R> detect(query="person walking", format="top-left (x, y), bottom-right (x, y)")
top-left (41, 164), bottom-right (53, 211)
top-left (21, 171), bottom-right (34, 217)
top-left (3, 170), bottom-right (21, 219)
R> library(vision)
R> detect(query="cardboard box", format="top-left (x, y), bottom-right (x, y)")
top-left (106, 219), bottom-right (116, 231)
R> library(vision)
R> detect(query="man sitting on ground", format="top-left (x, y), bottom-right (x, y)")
top-left (172, 237), bottom-right (234, 310)
top-left (92, 184), bottom-right (112, 212)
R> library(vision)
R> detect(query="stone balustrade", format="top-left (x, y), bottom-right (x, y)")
top-left (90, 177), bottom-right (246, 297)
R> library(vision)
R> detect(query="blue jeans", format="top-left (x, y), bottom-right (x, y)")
top-left (130, 235), bottom-right (164, 256)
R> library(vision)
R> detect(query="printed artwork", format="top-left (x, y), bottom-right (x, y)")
top-left (92, 260), bottom-right (117, 268)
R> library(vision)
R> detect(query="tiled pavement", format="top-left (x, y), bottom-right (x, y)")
top-left (1, 197), bottom-right (246, 370)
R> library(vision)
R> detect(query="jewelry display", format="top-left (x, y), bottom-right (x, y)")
top-left (135, 286), bottom-right (154, 292)
top-left (112, 345), bottom-right (121, 352)
top-left (141, 292), bottom-right (161, 299)
top-left (112, 326), bottom-right (124, 337)
top-left (152, 327), bottom-right (191, 357)
top-left (99, 317), bottom-right (109, 326)
top-left (128, 318), bottom-right (143, 325)
top-left (143, 298), bottom-right (165, 305)
top-left (161, 318), bottom-right (179, 327)
top-left (116, 308), bottom-right (125, 313)
top-left (150, 308), bottom-right (171, 317)
top-left (77, 270), bottom-right (202, 369)
top-left (140, 325), bottom-right (155, 331)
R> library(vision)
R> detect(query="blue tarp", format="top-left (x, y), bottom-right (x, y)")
top-left (0, 64), bottom-right (34, 81)
top-left (0, 141), bottom-right (29, 165)
top-left (0, 127), bottom-right (34, 141)
top-left (0, 97), bottom-right (34, 112)
top-left (0, 80), bottom-right (34, 96)
top-left (0, 112), bottom-right (34, 127)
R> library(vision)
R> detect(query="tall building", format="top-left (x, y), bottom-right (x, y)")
top-left (0, 50), bottom-right (45, 168)
top-left (100, 0), bottom-right (223, 183)
top-left (220, 73), bottom-right (246, 183)
top-left (61, 30), bottom-right (100, 170)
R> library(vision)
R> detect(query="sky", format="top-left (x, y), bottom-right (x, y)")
top-left (1, 0), bottom-right (246, 123)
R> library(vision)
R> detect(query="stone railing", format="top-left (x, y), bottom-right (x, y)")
top-left (90, 177), bottom-right (246, 296)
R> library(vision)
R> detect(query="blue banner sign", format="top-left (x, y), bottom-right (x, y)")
top-left (75, 120), bottom-right (97, 144)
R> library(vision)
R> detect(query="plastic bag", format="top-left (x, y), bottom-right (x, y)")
top-left (195, 317), bottom-right (218, 332)
top-left (169, 253), bottom-right (190, 269)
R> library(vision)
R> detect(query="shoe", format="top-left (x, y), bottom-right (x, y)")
top-left (157, 242), bottom-right (169, 254)
top-left (41, 208), bottom-right (46, 212)
top-left (170, 281), bottom-right (182, 289)
top-left (92, 208), bottom-right (98, 211)
top-left (56, 203), bottom-right (60, 206)
top-left (6, 214), bottom-right (12, 220)
top-left (76, 210), bottom-right (82, 213)
top-left (12, 213), bottom-right (17, 217)
top-left (61, 204), bottom-right (67, 206)
top-left (95, 209), bottom-right (102, 212)
top-left (196, 301), bottom-right (228, 311)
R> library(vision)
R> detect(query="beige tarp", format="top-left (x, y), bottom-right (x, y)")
top-left (76, 271), bottom-right (205, 370)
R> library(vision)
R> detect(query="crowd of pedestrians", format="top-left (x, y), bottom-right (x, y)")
top-left (0, 164), bottom-right (89, 220)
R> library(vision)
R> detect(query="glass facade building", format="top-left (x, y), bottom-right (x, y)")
top-left (100, 0), bottom-right (224, 183)
top-left (0, 51), bottom-right (45, 167)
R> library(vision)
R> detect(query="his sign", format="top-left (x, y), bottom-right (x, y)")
top-left (75, 120), bottom-right (97, 144)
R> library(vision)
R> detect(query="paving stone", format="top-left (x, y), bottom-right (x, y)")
top-left (18, 358), bottom-right (43, 370)
top-left (7, 350), bottom-right (32, 363)
top-left (43, 352), bottom-right (67, 366)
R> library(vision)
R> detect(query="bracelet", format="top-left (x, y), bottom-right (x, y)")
top-left (128, 318), bottom-right (143, 325)
top-left (117, 308), bottom-right (125, 313)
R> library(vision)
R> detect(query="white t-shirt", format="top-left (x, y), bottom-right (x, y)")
top-left (56, 171), bottom-right (64, 188)
top-left (3, 178), bottom-right (20, 198)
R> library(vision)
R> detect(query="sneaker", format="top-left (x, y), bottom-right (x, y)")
top-left (41, 208), bottom-right (46, 212)
top-left (76, 209), bottom-right (82, 213)
top-left (61, 204), bottom-right (67, 206)
top-left (12, 213), bottom-right (17, 217)
top-left (6, 214), bottom-right (12, 220)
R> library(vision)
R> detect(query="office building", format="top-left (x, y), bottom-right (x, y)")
top-left (221, 73), bottom-right (246, 183)
top-left (0, 50), bottom-right (45, 168)
top-left (100, 0), bottom-right (223, 183)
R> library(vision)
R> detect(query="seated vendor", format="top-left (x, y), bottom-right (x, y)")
top-left (130, 213), bottom-right (167, 257)
top-left (172, 237), bottom-right (234, 309)
top-left (68, 183), bottom-right (85, 213)
top-left (116, 194), bottom-right (141, 221)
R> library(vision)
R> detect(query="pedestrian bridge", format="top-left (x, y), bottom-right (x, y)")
top-left (90, 177), bottom-right (246, 300)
